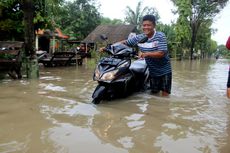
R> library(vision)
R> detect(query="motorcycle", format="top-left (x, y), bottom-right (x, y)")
top-left (91, 34), bottom-right (150, 104)
top-left (69, 47), bottom-right (84, 65)
top-left (75, 48), bottom-right (84, 65)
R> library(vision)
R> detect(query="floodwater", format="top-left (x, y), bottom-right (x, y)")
top-left (0, 59), bottom-right (230, 153)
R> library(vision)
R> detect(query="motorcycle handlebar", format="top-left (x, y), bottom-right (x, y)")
top-left (99, 42), bottom-right (138, 58)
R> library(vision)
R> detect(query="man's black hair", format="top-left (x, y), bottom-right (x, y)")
top-left (142, 15), bottom-right (156, 25)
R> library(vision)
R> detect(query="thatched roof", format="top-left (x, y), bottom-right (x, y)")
top-left (83, 24), bottom-right (136, 43)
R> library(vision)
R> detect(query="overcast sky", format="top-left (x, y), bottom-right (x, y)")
top-left (97, 0), bottom-right (230, 45)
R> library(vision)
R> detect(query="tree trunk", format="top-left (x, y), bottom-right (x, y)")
top-left (190, 21), bottom-right (201, 60)
top-left (22, 0), bottom-right (39, 78)
top-left (23, 0), bottom-right (35, 57)
top-left (190, 32), bottom-right (195, 60)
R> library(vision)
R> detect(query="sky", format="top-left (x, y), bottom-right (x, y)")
top-left (97, 0), bottom-right (230, 45)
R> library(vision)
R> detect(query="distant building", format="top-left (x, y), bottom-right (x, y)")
top-left (83, 24), bottom-right (137, 44)
top-left (35, 28), bottom-right (69, 53)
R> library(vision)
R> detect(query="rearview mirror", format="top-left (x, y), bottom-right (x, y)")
top-left (100, 34), bottom-right (108, 40)
top-left (137, 34), bottom-right (148, 43)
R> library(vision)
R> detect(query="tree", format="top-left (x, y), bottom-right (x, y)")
top-left (0, 0), bottom-right (64, 40)
top-left (0, 0), bottom-right (24, 40)
top-left (195, 19), bottom-right (216, 58)
top-left (22, 0), bottom-right (35, 57)
top-left (218, 44), bottom-right (230, 58)
top-left (157, 23), bottom-right (177, 58)
top-left (172, 0), bottom-right (191, 58)
top-left (54, 0), bottom-right (101, 40)
top-left (124, 1), bottom-right (159, 32)
top-left (33, 0), bottom-right (62, 30)
top-left (100, 17), bottom-right (123, 25)
top-left (22, 0), bottom-right (64, 56)
top-left (19, 0), bottom-right (63, 78)
top-left (171, 0), bottom-right (228, 60)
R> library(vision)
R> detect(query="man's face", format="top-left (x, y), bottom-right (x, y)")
top-left (142, 20), bottom-right (155, 37)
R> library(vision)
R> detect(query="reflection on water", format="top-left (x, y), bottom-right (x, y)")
top-left (0, 59), bottom-right (230, 153)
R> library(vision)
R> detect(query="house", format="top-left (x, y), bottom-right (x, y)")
top-left (83, 24), bottom-right (137, 44)
top-left (35, 28), bottom-right (69, 53)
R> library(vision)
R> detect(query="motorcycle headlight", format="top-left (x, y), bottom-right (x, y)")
top-left (101, 69), bottom-right (118, 81)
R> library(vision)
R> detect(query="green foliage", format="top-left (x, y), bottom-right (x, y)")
top-left (0, 53), bottom-right (15, 59)
top-left (195, 20), bottom-right (217, 56)
top-left (172, 0), bottom-right (191, 51)
top-left (157, 23), bottom-right (177, 57)
top-left (0, 0), bottom-right (64, 40)
top-left (171, 0), bottom-right (228, 59)
top-left (53, 0), bottom-right (101, 40)
top-left (0, 0), bottom-right (24, 40)
top-left (33, 0), bottom-right (65, 30)
top-left (0, 0), bottom-right (99, 41)
top-left (100, 17), bottom-right (123, 25)
top-left (209, 40), bottom-right (218, 54)
top-left (218, 45), bottom-right (230, 58)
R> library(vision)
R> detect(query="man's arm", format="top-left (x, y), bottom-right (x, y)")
top-left (139, 51), bottom-right (165, 58)
top-left (139, 32), bottom-right (167, 58)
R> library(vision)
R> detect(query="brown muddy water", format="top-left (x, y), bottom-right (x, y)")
top-left (0, 59), bottom-right (230, 153)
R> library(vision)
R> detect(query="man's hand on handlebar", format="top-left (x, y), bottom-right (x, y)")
top-left (99, 47), bottom-right (106, 52)
top-left (138, 51), bottom-right (147, 59)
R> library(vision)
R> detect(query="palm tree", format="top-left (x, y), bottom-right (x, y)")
top-left (124, 1), bottom-right (159, 32)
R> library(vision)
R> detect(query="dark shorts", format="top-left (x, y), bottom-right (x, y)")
top-left (150, 72), bottom-right (172, 94)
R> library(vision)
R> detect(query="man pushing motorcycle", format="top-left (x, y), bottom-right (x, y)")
top-left (125, 14), bottom-right (172, 96)
top-left (100, 14), bottom-right (172, 97)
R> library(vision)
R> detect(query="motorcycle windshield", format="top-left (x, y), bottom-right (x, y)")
top-left (100, 57), bottom-right (122, 66)
top-left (109, 43), bottom-right (133, 56)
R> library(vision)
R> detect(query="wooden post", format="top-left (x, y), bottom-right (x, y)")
top-left (22, 0), bottom-right (39, 79)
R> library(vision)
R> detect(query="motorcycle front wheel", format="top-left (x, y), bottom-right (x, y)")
top-left (92, 85), bottom-right (106, 104)
top-left (92, 97), bottom-right (102, 104)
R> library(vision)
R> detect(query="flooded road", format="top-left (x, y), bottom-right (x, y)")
top-left (0, 59), bottom-right (230, 153)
